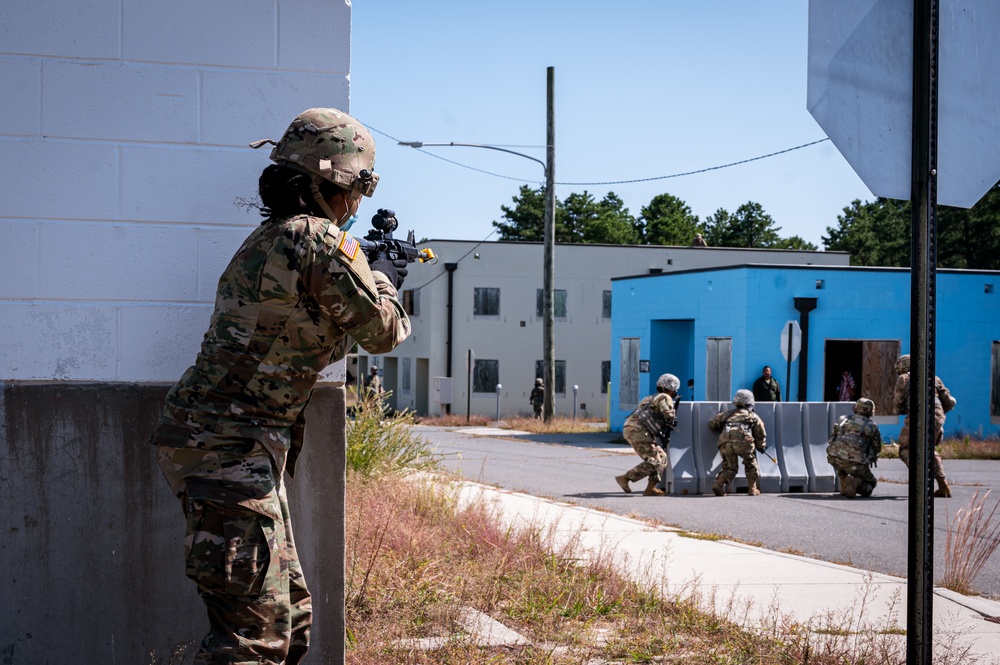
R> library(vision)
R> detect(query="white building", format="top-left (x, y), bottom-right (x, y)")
top-left (364, 238), bottom-right (850, 418)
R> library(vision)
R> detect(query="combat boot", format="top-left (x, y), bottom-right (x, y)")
top-left (934, 478), bottom-right (952, 498)
top-left (747, 481), bottom-right (761, 496)
top-left (712, 476), bottom-right (726, 497)
top-left (841, 476), bottom-right (858, 498)
top-left (614, 474), bottom-right (632, 494)
top-left (643, 477), bottom-right (667, 496)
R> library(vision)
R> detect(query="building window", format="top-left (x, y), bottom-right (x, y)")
top-left (601, 361), bottom-right (611, 393)
top-left (473, 287), bottom-right (500, 317)
top-left (473, 359), bottom-right (500, 393)
top-left (602, 291), bottom-right (612, 319)
top-left (402, 289), bottom-right (420, 316)
top-left (992, 341), bottom-right (1000, 419)
top-left (536, 289), bottom-right (567, 319)
top-left (535, 360), bottom-right (566, 395)
top-left (402, 357), bottom-right (411, 392)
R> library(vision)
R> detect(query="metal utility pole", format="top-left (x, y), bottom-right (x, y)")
top-left (907, 1), bottom-right (939, 663)
top-left (542, 66), bottom-right (556, 422)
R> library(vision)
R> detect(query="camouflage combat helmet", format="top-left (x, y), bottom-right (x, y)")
top-left (733, 389), bottom-right (755, 407)
top-left (535, 378), bottom-right (543, 386)
top-left (656, 373), bottom-right (680, 393)
top-left (853, 398), bottom-right (875, 417)
top-left (251, 108), bottom-right (378, 226)
top-left (895, 354), bottom-right (910, 374)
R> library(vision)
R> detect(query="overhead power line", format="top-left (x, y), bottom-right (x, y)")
top-left (365, 123), bottom-right (830, 187)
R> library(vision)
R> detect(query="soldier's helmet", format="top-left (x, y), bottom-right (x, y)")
top-left (853, 398), bottom-right (875, 417)
top-left (656, 373), bottom-right (680, 393)
top-left (264, 108), bottom-right (379, 199)
top-left (535, 378), bottom-right (543, 386)
top-left (733, 389), bottom-right (755, 407)
top-left (895, 354), bottom-right (910, 374)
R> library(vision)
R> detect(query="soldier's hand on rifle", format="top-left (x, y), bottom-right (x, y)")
top-left (756, 442), bottom-right (767, 453)
top-left (371, 258), bottom-right (408, 290)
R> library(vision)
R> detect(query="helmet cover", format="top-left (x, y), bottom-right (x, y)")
top-left (657, 373), bottom-right (680, 393)
top-left (733, 389), bottom-right (755, 407)
top-left (853, 398), bottom-right (875, 417)
top-left (896, 354), bottom-right (910, 374)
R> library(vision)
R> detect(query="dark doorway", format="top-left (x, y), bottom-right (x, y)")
top-left (824, 340), bottom-right (863, 402)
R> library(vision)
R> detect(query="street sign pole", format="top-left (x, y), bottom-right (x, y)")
top-left (786, 322), bottom-right (793, 401)
top-left (907, 1), bottom-right (938, 662)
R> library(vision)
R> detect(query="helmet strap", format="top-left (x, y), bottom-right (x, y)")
top-left (310, 179), bottom-right (351, 227)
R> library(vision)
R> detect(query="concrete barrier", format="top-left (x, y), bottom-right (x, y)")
top-left (1, 382), bottom-right (346, 665)
top-left (662, 401), bottom-right (861, 496)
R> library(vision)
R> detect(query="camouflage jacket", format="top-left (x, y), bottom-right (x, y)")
top-left (624, 392), bottom-right (676, 439)
top-left (156, 214), bottom-right (410, 458)
top-left (708, 407), bottom-right (766, 449)
top-left (892, 373), bottom-right (957, 418)
top-left (827, 414), bottom-right (882, 464)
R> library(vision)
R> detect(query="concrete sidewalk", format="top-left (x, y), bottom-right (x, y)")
top-left (449, 477), bottom-right (1000, 662)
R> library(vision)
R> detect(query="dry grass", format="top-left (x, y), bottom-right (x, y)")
top-left (942, 490), bottom-right (1000, 595)
top-left (938, 436), bottom-right (1000, 460)
top-left (343, 471), bottom-right (995, 664)
top-left (418, 413), bottom-right (608, 434)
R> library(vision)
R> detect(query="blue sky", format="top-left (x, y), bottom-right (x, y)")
top-left (349, 1), bottom-right (874, 247)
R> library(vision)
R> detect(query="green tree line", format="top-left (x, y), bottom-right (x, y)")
top-left (492, 184), bottom-right (1000, 269)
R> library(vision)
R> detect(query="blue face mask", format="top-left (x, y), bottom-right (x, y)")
top-left (340, 214), bottom-right (358, 232)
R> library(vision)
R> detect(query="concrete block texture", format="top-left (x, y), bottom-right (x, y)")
top-left (0, 139), bottom-right (118, 220)
top-left (118, 304), bottom-right (214, 381)
top-left (0, 58), bottom-right (41, 136)
top-left (0, 382), bottom-right (347, 665)
top-left (0, 221), bottom-right (40, 298)
top-left (122, 0), bottom-right (276, 68)
top-left (42, 61), bottom-right (199, 143)
top-left (0, 303), bottom-right (117, 380)
top-left (39, 222), bottom-right (201, 301)
top-left (277, 0), bottom-right (351, 72)
top-left (0, 0), bottom-right (120, 59)
top-left (201, 70), bottom-right (349, 147)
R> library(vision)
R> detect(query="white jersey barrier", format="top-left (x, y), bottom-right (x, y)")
top-left (659, 401), bottom-right (855, 495)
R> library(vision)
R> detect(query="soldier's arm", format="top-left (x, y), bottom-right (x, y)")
top-left (753, 416), bottom-right (767, 449)
top-left (936, 378), bottom-right (957, 412)
top-left (708, 411), bottom-right (725, 432)
top-left (892, 376), bottom-right (907, 414)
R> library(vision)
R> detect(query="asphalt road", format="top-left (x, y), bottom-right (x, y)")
top-left (415, 425), bottom-right (1000, 600)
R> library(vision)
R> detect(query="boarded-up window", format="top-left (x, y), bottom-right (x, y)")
top-left (706, 337), bottom-right (732, 401)
top-left (620, 338), bottom-right (640, 407)
top-left (602, 291), bottom-right (612, 319)
top-left (862, 340), bottom-right (901, 417)
top-left (536, 289), bottom-right (567, 319)
top-left (992, 341), bottom-right (1000, 418)
top-left (473, 359), bottom-right (499, 393)
top-left (473, 287), bottom-right (500, 317)
top-left (402, 289), bottom-right (420, 316)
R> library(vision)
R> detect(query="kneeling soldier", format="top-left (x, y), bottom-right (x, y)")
top-left (708, 389), bottom-right (767, 496)
top-left (827, 398), bottom-right (882, 498)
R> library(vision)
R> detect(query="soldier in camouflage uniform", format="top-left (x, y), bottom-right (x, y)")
top-left (615, 373), bottom-right (680, 497)
top-left (826, 398), bottom-right (882, 498)
top-left (892, 354), bottom-right (957, 497)
top-left (708, 389), bottom-right (767, 496)
top-left (148, 108), bottom-right (410, 664)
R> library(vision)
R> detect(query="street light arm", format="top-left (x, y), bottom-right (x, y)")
top-left (398, 141), bottom-right (547, 174)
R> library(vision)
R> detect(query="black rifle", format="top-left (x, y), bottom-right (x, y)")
top-left (357, 208), bottom-right (436, 264)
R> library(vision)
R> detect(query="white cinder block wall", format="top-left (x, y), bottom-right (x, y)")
top-left (0, 0), bottom-right (353, 381)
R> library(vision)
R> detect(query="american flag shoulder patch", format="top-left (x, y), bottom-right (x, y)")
top-left (338, 233), bottom-right (360, 260)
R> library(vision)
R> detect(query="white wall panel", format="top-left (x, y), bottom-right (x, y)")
top-left (118, 304), bottom-right (214, 381)
top-left (0, 0), bottom-right (120, 59)
top-left (121, 146), bottom-right (260, 224)
top-left (0, 303), bottom-right (117, 380)
top-left (0, 139), bottom-right (119, 220)
top-left (39, 223), bottom-right (201, 301)
top-left (0, 221), bottom-right (40, 298)
top-left (197, 227), bottom-right (254, 301)
top-left (278, 0), bottom-right (351, 72)
top-left (201, 71), bottom-right (349, 146)
top-left (0, 58), bottom-right (40, 136)
top-left (123, 0), bottom-right (276, 68)
top-left (42, 62), bottom-right (199, 143)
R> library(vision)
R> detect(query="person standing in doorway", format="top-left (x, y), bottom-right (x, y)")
top-left (837, 369), bottom-right (856, 401)
top-left (366, 365), bottom-right (383, 398)
top-left (529, 378), bottom-right (545, 419)
top-left (752, 365), bottom-right (781, 402)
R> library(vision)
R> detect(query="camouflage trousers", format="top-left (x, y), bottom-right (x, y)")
top-left (716, 440), bottom-right (760, 487)
top-left (828, 456), bottom-right (878, 497)
top-left (622, 424), bottom-right (667, 482)
top-left (157, 436), bottom-right (312, 665)
top-left (898, 417), bottom-right (947, 482)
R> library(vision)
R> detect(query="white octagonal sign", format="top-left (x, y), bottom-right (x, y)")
top-left (808, 0), bottom-right (1000, 208)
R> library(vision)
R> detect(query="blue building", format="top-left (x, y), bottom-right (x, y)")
top-left (609, 265), bottom-right (1000, 440)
